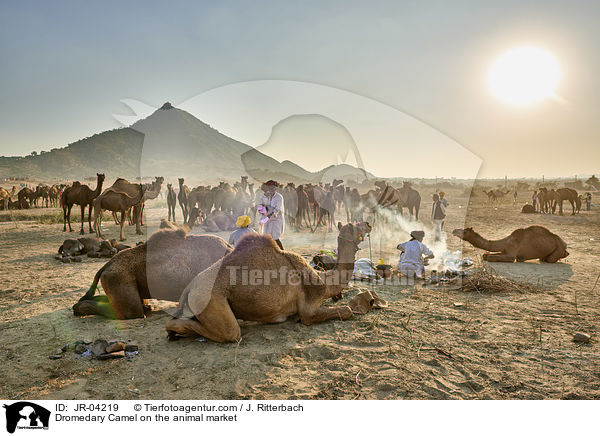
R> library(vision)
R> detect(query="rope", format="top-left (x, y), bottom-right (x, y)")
top-left (368, 232), bottom-right (376, 291)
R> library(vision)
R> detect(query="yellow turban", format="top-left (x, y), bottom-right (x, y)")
top-left (236, 215), bottom-right (251, 228)
top-left (439, 191), bottom-right (445, 196)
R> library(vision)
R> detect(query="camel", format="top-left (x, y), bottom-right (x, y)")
top-left (398, 182), bottom-right (421, 219)
top-left (114, 177), bottom-right (164, 227)
top-left (17, 187), bottom-right (36, 208)
top-left (7, 197), bottom-right (29, 209)
top-left (0, 187), bottom-right (10, 210)
top-left (159, 207), bottom-right (201, 232)
top-left (165, 221), bottom-right (372, 343)
top-left (537, 187), bottom-right (559, 214)
top-left (177, 178), bottom-right (190, 222)
top-left (62, 173), bottom-right (105, 234)
top-left (452, 225), bottom-right (568, 263)
top-left (374, 181), bottom-right (421, 219)
top-left (93, 178), bottom-right (159, 241)
top-left (73, 228), bottom-right (232, 319)
top-left (348, 188), bottom-right (362, 222)
top-left (521, 204), bottom-right (537, 214)
top-left (483, 190), bottom-right (497, 203)
top-left (166, 183), bottom-right (177, 222)
top-left (138, 176), bottom-right (164, 226)
top-left (232, 184), bottom-right (252, 218)
top-left (188, 185), bottom-right (213, 217)
top-left (48, 185), bottom-right (60, 207)
top-left (555, 187), bottom-right (579, 215)
top-left (282, 183), bottom-right (298, 228)
top-left (58, 236), bottom-right (126, 259)
top-left (200, 210), bottom-right (236, 232)
top-left (304, 184), bottom-right (336, 231)
top-left (295, 185), bottom-right (312, 229)
top-left (213, 182), bottom-right (236, 214)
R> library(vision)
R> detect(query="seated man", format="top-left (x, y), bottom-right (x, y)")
top-left (228, 215), bottom-right (256, 247)
top-left (397, 230), bottom-right (434, 280)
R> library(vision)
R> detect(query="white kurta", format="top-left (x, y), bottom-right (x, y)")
top-left (259, 192), bottom-right (285, 240)
top-left (397, 239), bottom-right (433, 278)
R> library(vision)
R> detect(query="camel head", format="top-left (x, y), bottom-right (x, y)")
top-left (452, 227), bottom-right (475, 240)
top-left (374, 180), bottom-right (386, 190)
top-left (97, 173), bottom-right (106, 183)
top-left (337, 221), bottom-right (372, 252)
top-left (187, 207), bottom-right (202, 228)
top-left (167, 183), bottom-right (173, 191)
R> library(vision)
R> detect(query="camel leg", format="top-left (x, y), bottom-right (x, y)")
top-left (72, 295), bottom-right (117, 319)
top-left (299, 305), bottom-right (352, 325)
top-left (135, 205), bottom-right (143, 235)
top-left (120, 211), bottom-right (126, 241)
top-left (62, 205), bottom-right (68, 231)
top-left (166, 294), bottom-right (241, 343)
top-left (543, 247), bottom-right (566, 263)
top-left (67, 205), bottom-right (74, 232)
top-left (483, 252), bottom-right (516, 262)
top-left (101, 273), bottom-right (145, 319)
top-left (88, 203), bottom-right (93, 233)
top-left (80, 204), bottom-right (86, 234)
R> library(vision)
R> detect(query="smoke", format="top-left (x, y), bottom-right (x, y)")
top-left (366, 206), bottom-right (462, 272)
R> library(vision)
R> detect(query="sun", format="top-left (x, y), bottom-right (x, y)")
top-left (489, 46), bottom-right (560, 105)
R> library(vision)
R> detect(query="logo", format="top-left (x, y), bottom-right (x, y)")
top-left (3, 402), bottom-right (50, 433)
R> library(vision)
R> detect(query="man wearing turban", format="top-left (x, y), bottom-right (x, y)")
top-left (228, 215), bottom-right (256, 247)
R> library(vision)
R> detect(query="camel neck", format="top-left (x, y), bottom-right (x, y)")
top-left (334, 238), bottom-right (358, 286)
top-left (464, 230), bottom-right (506, 252)
top-left (93, 177), bottom-right (104, 197)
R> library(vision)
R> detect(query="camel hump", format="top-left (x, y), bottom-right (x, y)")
top-left (232, 233), bottom-right (279, 253)
top-left (148, 227), bottom-right (188, 244)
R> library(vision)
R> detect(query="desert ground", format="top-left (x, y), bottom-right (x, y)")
top-left (1, 183), bottom-right (599, 400)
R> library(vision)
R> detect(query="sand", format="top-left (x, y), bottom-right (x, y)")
top-left (0, 187), bottom-right (599, 400)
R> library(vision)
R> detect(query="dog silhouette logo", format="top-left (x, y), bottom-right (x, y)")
top-left (3, 402), bottom-right (50, 433)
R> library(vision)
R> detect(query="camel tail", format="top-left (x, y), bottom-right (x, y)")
top-left (78, 259), bottom-right (113, 302)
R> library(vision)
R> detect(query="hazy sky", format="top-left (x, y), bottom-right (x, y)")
top-left (1, 1), bottom-right (599, 178)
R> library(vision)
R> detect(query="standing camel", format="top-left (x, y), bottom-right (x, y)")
top-left (178, 178), bottom-right (190, 223)
top-left (139, 176), bottom-right (164, 226)
top-left (61, 173), bottom-right (105, 234)
top-left (167, 183), bottom-right (177, 222)
top-left (374, 181), bottom-right (421, 220)
top-left (93, 178), bottom-right (160, 241)
top-left (0, 187), bottom-right (10, 210)
top-left (555, 188), bottom-right (579, 215)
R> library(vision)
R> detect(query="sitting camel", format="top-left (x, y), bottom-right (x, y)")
top-left (166, 222), bottom-right (372, 343)
top-left (452, 225), bottom-right (568, 263)
top-left (72, 228), bottom-right (232, 319)
top-left (159, 207), bottom-right (202, 232)
top-left (58, 236), bottom-right (131, 260)
top-left (200, 210), bottom-right (236, 232)
top-left (521, 204), bottom-right (537, 214)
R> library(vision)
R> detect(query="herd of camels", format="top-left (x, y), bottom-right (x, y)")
top-left (483, 186), bottom-right (581, 216)
top-left (2, 174), bottom-right (421, 240)
top-left (0, 173), bottom-right (586, 342)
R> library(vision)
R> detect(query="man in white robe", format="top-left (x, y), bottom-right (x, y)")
top-left (258, 180), bottom-right (285, 249)
top-left (397, 230), bottom-right (434, 280)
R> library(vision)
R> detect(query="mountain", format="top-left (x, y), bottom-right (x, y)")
top-left (0, 102), bottom-right (376, 183)
top-left (0, 128), bottom-right (144, 181)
